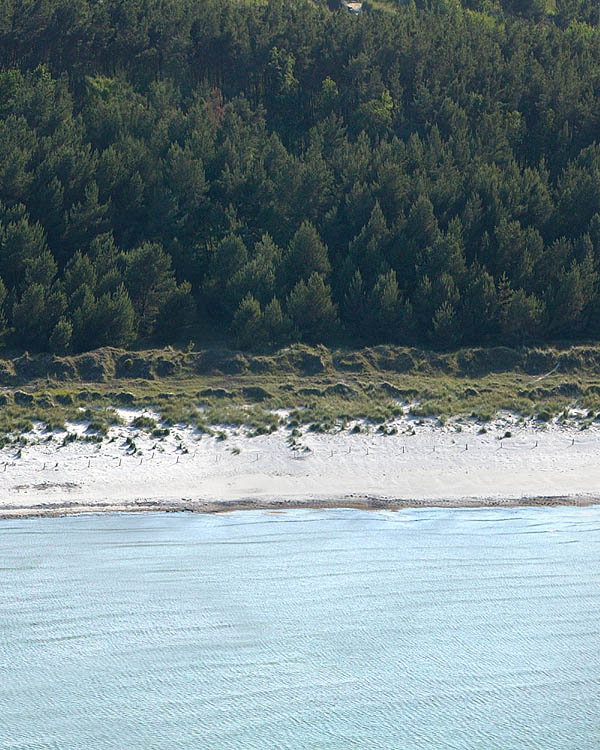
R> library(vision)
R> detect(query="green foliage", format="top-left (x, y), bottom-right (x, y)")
top-left (498, 277), bottom-right (545, 343)
top-left (125, 242), bottom-right (177, 334)
top-left (95, 286), bottom-right (136, 348)
top-left (356, 90), bottom-right (394, 137)
top-left (13, 284), bottom-right (66, 349)
top-left (0, 0), bottom-right (599, 352)
top-left (71, 283), bottom-right (135, 350)
top-left (49, 318), bottom-right (72, 354)
top-left (233, 293), bottom-right (263, 350)
top-left (432, 302), bottom-right (461, 348)
top-left (287, 273), bottom-right (339, 343)
top-left (132, 415), bottom-right (157, 431)
top-left (284, 222), bottom-right (331, 290)
top-left (262, 298), bottom-right (291, 346)
top-left (155, 282), bottom-right (196, 342)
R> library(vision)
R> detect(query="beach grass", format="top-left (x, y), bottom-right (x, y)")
top-left (0, 344), bottom-right (600, 439)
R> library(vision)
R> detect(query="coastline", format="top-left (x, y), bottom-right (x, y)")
top-left (2, 405), bottom-right (600, 519)
top-left (2, 493), bottom-right (599, 519)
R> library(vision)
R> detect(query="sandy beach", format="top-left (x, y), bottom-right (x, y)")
top-left (0, 406), bottom-right (599, 517)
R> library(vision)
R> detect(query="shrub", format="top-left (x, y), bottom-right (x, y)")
top-left (151, 427), bottom-right (170, 438)
top-left (87, 419), bottom-right (108, 435)
top-left (132, 415), bottom-right (157, 431)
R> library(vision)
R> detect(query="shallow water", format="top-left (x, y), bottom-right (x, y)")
top-left (1, 507), bottom-right (599, 749)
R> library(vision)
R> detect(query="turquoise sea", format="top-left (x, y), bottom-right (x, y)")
top-left (1, 506), bottom-right (599, 749)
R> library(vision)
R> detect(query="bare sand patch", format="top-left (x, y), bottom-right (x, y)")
top-left (1, 409), bottom-right (599, 518)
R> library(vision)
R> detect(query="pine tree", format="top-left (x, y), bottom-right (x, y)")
top-left (94, 285), bottom-right (135, 348)
top-left (155, 282), bottom-right (196, 342)
top-left (232, 293), bottom-right (264, 350)
top-left (63, 251), bottom-right (97, 297)
top-left (125, 242), bottom-right (176, 334)
top-left (61, 182), bottom-right (110, 261)
top-left (461, 263), bottom-right (498, 342)
top-left (227, 234), bottom-right (283, 312)
top-left (406, 196), bottom-right (440, 250)
top-left (343, 270), bottom-right (368, 338)
top-left (370, 270), bottom-right (400, 341)
top-left (13, 283), bottom-right (65, 349)
top-left (49, 318), bottom-right (72, 353)
top-left (287, 273), bottom-right (338, 343)
top-left (284, 221), bottom-right (331, 290)
top-left (498, 275), bottom-right (544, 344)
top-left (0, 210), bottom-right (48, 288)
top-left (346, 202), bottom-right (389, 288)
top-left (24, 249), bottom-right (57, 288)
top-left (432, 301), bottom-right (461, 348)
top-left (263, 297), bottom-right (291, 347)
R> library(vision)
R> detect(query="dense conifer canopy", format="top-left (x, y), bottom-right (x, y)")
top-left (1, 0), bottom-right (600, 351)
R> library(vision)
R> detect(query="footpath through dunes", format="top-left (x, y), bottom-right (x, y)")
top-left (2, 406), bottom-right (600, 517)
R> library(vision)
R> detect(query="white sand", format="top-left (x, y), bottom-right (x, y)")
top-left (1, 408), bottom-right (600, 516)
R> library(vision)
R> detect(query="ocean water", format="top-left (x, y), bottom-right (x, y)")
top-left (1, 507), bottom-right (599, 749)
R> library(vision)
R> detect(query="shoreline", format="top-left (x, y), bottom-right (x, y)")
top-left (3, 406), bottom-right (600, 520)
top-left (2, 493), bottom-right (599, 519)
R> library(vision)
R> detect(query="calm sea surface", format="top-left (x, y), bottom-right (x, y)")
top-left (1, 507), bottom-right (600, 749)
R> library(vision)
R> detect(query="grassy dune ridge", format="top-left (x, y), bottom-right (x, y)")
top-left (0, 344), bottom-right (599, 442)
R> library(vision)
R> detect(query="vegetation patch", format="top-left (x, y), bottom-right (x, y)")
top-left (132, 415), bottom-right (158, 431)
